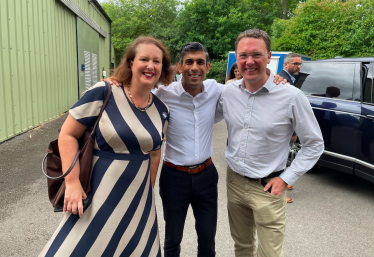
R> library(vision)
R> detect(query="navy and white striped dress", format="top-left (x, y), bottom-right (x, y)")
top-left (39, 82), bottom-right (169, 257)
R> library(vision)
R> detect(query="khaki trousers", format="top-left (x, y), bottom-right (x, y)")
top-left (226, 166), bottom-right (287, 257)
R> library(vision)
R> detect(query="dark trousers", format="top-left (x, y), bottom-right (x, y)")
top-left (159, 162), bottom-right (218, 257)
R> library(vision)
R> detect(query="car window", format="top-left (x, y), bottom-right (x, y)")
top-left (295, 62), bottom-right (355, 101)
top-left (363, 64), bottom-right (373, 104)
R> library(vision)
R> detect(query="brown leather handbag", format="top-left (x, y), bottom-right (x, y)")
top-left (42, 83), bottom-right (112, 212)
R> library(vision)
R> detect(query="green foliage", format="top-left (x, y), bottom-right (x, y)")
top-left (173, 0), bottom-right (257, 60)
top-left (102, 0), bottom-right (179, 64)
top-left (102, 0), bottom-right (304, 65)
top-left (206, 59), bottom-right (227, 84)
top-left (271, 0), bottom-right (374, 59)
top-left (248, 0), bottom-right (305, 30)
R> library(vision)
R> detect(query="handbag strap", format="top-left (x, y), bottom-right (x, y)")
top-left (42, 82), bottom-right (112, 180)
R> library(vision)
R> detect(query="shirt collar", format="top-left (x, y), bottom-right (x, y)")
top-left (283, 69), bottom-right (295, 83)
top-left (175, 78), bottom-right (207, 97)
top-left (239, 72), bottom-right (275, 94)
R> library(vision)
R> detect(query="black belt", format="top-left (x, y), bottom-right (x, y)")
top-left (244, 170), bottom-right (284, 192)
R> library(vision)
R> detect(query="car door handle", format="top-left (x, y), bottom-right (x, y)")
top-left (366, 115), bottom-right (374, 120)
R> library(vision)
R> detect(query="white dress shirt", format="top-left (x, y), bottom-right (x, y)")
top-left (215, 73), bottom-right (324, 185)
top-left (154, 79), bottom-right (225, 166)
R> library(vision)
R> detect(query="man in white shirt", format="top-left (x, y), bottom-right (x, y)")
top-left (216, 29), bottom-right (324, 256)
top-left (155, 42), bottom-right (224, 257)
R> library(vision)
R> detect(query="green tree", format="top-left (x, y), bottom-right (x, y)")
top-left (174, 0), bottom-right (305, 61)
top-left (271, 0), bottom-right (374, 59)
top-left (206, 59), bottom-right (227, 83)
top-left (174, 0), bottom-right (257, 60)
top-left (102, 0), bottom-right (179, 64)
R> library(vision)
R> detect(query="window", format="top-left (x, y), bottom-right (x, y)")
top-left (295, 62), bottom-right (356, 101)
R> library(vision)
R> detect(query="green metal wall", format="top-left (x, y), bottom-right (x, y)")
top-left (73, 0), bottom-right (112, 75)
top-left (0, 0), bottom-right (112, 143)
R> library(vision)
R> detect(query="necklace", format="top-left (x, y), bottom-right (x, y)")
top-left (127, 85), bottom-right (151, 112)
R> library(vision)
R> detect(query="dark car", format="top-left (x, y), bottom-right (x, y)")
top-left (289, 57), bottom-right (374, 183)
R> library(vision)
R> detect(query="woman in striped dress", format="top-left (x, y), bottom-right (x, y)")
top-left (39, 36), bottom-right (173, 257)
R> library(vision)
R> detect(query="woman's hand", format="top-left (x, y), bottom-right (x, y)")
top-left (102, 77), bottom-right (122, 87)
top-left (274, 75), bottom-right (287, 85)
top-left (63, 181), bottom-right (87, 217)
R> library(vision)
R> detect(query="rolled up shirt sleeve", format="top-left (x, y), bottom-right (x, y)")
top-left (280, 92), bottom-right (324, 185)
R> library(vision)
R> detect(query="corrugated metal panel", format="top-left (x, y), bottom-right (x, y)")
top-left (0, 0), bottom-right (77, 142)
top-left (59, 0), bottom-right (107, 38)
top-left (0, 0), bottom-right (111, 143)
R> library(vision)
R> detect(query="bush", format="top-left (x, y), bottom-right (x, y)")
top-left (206, 59), bottom-right (227, 84)
top-left (271, 0), bottom-right (374, 59)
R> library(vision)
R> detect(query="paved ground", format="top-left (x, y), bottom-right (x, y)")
top-left (1, 114), bottom-right (374, 256)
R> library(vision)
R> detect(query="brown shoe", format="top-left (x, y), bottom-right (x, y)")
top-left (287, 185), bottom-right (293, 190)
top-left (287, 197), bottom-right (293, 203)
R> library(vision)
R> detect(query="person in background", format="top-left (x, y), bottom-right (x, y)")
top-left (172, 63), bottom-right (181, 82)
top-left (39, 36), bottom-right (173, 257)
top-left (278, 52), bottom-right (304, 203)
top-left (226, 62), bottom-right (242, 85)
top-left (278, 52), bottom-right (302, 86)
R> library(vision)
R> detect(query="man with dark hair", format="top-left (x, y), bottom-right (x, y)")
top-left (216, 29), bottom-right (324, 256)
top-left (278, 52), bottom-right (302, 85)
top-left (156, 42), bottom-right (221, 257)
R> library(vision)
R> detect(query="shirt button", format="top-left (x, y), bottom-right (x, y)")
top-left (245, 126), bottom-right (248, 129)
top-left (242, 142), bottom-right (245, 145)
top-left (240, 158), bottom-right (243, 161)
top-left (196, 125), bottom-right (199, 128)
top-left (247, 110), bottom-right (250, 113)
top-left (196, 154), bottom-right (198, 157)
top-left (196, 140), bottom-right (198, 142)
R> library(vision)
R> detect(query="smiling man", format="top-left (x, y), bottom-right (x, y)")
top-left (156, 42), bottom-right (224, 257)
top-left (216, 29), bottom-right (324, 256)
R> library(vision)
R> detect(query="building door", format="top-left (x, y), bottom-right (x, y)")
top-left (77, 17), bottom-right (100, 97)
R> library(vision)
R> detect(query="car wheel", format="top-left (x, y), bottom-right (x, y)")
top-left (287, 139), bottom-right (301, 167)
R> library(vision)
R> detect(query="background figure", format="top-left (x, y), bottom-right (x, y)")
top-left (172, 63), bottom-right (181, 82)
top-left (278, 52), bottom-right (302, 85)
top-left (39, 36), bottom-right (173, 257)
top-left (226, 62), bottom-right (242, 85)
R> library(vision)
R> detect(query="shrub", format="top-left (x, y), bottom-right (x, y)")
top-left (206, 59), bottom-right (227, 84)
